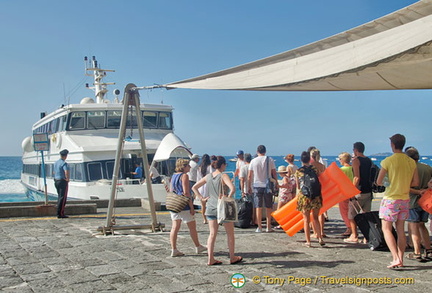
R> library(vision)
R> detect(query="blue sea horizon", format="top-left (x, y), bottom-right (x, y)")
top-left (1, 155), bottom-right (432, 203)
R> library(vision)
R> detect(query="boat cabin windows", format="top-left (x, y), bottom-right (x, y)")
top-left (158, 112), bottom-right (172, 129)
top-left (65, 110), bottom-right (173, 131)
top-left (33, 115), bottom-right (68, 134)
top-left (107, 110), bottom-right (122, 128)
top-left (69, 112), bottom-right (86, 130)
top-left (87, 162), bottom-right (103, 181)
top-left (87, 111), bottom-right (106, 129)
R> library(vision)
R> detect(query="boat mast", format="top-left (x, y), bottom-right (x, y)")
top-left (85, 56), bottom-right (115, 103)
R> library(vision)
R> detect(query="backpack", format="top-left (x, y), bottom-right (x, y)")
top-left (300, 166), bottom-right (321, 199)
top-left (370, 163), bottom-right (385, 193)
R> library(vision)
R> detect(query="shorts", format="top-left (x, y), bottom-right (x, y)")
top-left (253, 187), bottom-right (273, 208)
top-left (348, 193), bottom-right (372, 220)
top-left (379, 199), bottom-right (409, 222)
top-left (407, 207), bottom-right (429, 223)
top-left (170, 210), bottom-right (195, 223)
top-left (206, 215), bottom-right (217, 221)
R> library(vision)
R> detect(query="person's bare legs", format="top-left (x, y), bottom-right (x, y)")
top-left (170, 220), bottom-right (182, 250)
top-left (224, 222), bottom-right (241, 263)
top-left (312, 209), bottom-right (324, 245)
top-left (201, 200), bottom-right (208, 224)
top-left (302, 210), bottom-right (311, 245)
top-left (266, 207), bottom-right (273, 230)
top-left (256, 208), bottom-right (263, 230)
top-left (382, 220), bottom-right (404, 268)
top-left (207, 220), bottom-right (219, 265)
top-left (186, 220), bottom-right (201, 247)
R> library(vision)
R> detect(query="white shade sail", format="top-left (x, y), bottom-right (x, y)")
top-left (164, 0), bottom-right (432, 91)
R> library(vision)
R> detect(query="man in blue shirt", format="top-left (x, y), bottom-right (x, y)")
top-left (54, 149), bottom-right (70, 218)
top-left (130, 163), bottom-right (143, 182)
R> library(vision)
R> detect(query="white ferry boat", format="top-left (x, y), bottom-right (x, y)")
top-left (21, 57), bottom-right (191, 202)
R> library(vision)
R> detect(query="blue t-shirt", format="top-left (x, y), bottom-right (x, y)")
top-left (134, 166), bottom-right (143, 179)
top-left (54, 159), bottom-right (69, 180)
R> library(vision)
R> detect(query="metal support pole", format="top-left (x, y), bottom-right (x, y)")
top-left (132, 89), bottom-right (158, 231)
top-left (40, 151), bottom-right (48, 205)
top-left (103, 83), bottom-right (159, 232)
top-left (104, 85), bottom-right (131, 229)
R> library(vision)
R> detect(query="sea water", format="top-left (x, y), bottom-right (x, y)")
top-left (0, 156), bottom-right (29, 202)
top-left (1, 155), bottom-right (431, 202)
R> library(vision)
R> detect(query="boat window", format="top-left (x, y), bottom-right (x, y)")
top-left (87, 111), bottom-right (106, 129)
top-left (87, 162), bottom-right (103, 181)
top-left (107, 110), bottom-right (122, 128)
top-left (127, 110), bottom-right (138, 128)
top-left (69, 164), bottom-right (75, 180)
top-left (69, 163), bottom-right (83, 181)
top-left (50, 119), bottom-right (58, 134)
top-left (105, 161), bottom-right (121, 179)
top-left (158, 112), bottom-right (172, 129)
top-left (58, 115), bottom-right (67, 132)
top-left (143, 111), bottom-right (157, 128)
top-left (69, 112), bottom-right (86, 130)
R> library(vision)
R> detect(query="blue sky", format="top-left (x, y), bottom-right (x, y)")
top-left (1, 0), bottom-right (429, 157)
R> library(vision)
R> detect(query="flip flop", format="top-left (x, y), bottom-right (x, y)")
top-left (208, 260), bottom-right (222, 266)
top-left (230, 256), bottom-right (243, 265)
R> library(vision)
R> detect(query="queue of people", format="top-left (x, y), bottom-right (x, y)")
top-left (163, 134), bottom-right (432, 269)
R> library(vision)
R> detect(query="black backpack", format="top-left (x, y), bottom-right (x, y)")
top-left (301, 166), bottom-right (321, 199)
top-left (370, 163), bottom-right (385, 193)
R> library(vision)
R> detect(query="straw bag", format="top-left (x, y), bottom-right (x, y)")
top-left (166, 192), bottom-right (190, 213)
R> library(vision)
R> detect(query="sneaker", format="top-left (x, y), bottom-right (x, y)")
top-left (195, 245), bottom-right (207, 254)
top-left (171, 249), bottom-right (185, 257)
top-left (255, 228), bottom-right (262, 233)
top-left (266, 228), bottom-right (274, 233)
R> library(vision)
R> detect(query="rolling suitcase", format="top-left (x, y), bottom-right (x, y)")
top-left (351, 201), bottom-right (396, 251)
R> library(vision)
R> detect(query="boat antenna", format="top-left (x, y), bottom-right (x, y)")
top-left (84, 56), bottom-right (115, 103)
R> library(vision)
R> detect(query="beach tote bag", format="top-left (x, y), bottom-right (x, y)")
top-left (217, 178), bottom-right (238, 224)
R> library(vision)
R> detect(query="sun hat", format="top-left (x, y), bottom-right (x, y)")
top-left (277, 166), bottom-right (288, 173)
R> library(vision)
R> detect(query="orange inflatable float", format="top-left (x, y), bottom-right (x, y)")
top-left (272, 162), bottom-right (360, 236)
top-left (418, 189), bottom-right (432, 214)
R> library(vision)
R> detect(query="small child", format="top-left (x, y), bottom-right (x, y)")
top-left (275, 166), bottom-right (296, 229)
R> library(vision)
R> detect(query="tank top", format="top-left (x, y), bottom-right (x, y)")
top-left (358, 156), bottom-right (372, 193)
top-left (171, 173), bottom-right (190, 211)
top-left (205, 173), bottom-right (222, 217)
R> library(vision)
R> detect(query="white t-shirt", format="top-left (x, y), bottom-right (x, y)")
top-left (249, 156), bottom-right (276, 188)
top-left (239, 164), bottom-right (249, 193)
top-left (149, 166), bottom-right (160, 178)
top-left (188, 160), bottom-right (199, 182)
top-left (236, 159), bottom-right (246, 173)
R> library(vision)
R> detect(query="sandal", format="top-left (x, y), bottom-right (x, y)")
top-left (406, 253), bottom-right (427, 262)
top-left (230, 256), bottom-right (243, 265)
top-left (303, 242), bottom-right (312, 248)
top-left (424, 249), bottom-right (432, 261)
top-left (208, 260), bottom-right (222, 266)
top-left (319, 239), bottom-right (326, 247)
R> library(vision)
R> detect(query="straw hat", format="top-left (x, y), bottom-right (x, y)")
top-left (277, 166), bottom-right (288, 173)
